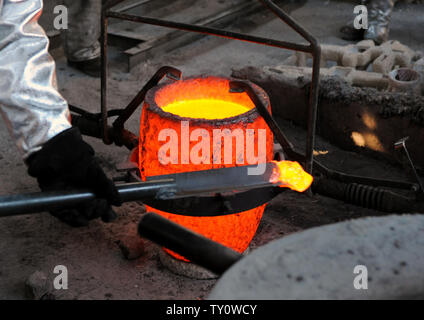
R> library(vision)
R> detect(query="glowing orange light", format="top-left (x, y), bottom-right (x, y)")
top-left (162, 99), bottom-right (251, 119)
top-left (270, 160), bottom-right (313, 192)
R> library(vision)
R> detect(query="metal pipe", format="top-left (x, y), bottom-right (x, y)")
top-left (0, 163), bottom-right (281, 218)
top-left (112, 66), bottom-right (181, 130)
top-left (259, 0), bottom-right (317, 47)
top-left (100, 9), bottom-right (110, 144)
top-left (229, 81), bottom-right (299, 161)
top-left (105, 11), bottom-right (312, 53)
top-left (258, 0), bottom-right (321, 174)
top-left (313, 160), bottom-right (418, 190)
top-left (394, 137), bottom-right (424, 193)
top-left (306, 46), bottom-right (321, 174)
top-left (71, 114), bottom-right (139, 150)
top-left (171, 162), bottom-right (278, 197)
top-left (0, 180), bottom-right (175, 218)
top-left (138, 213), bottom-right (242, 274)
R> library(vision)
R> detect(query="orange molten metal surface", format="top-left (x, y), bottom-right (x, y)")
top-left (139, 77), bottom-right (273, 261)
top-left (154, 77), bottom-right (256, 113)
top-left (270, 161), bottom-right (313, 192)
top-left (162, 99), bottom-right (251, 119)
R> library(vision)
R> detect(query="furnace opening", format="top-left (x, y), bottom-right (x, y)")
top-left (154, 76), bottom-right (256, 120)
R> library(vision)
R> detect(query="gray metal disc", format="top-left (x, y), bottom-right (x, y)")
top-left (209, 215), bottom-right (424, 299)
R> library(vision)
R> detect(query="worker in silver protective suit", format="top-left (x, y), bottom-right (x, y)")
top-left (0, 0), bottom-right (121, 226)
top-left (340, 0), bottom-right (398, 44)
top-left (61, 0), bottom-right (103, 77)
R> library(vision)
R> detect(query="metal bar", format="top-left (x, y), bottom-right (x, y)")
top-left (70, 104), bottom-right (123, 119)
top-left (306, 47), bottom-right (321, 174)
top-left (138, 213), bottom-right (241, 274)
top-left (0, 163), bottom-right (281, 217)
top-left (112, 66), bottom-right (181, 129)
top-left (68, 104), bottom-right (98, 121)
top-left (71, 114), bottom-right (139, 150)
top-left (170, 162), bottom-right (278, 197)
top-left (105, 11), bottom-right (312, 53)
top-left (101, 10), bottom-right (110, 144)
top-left (229, 80), bottom-right (300, 162)
top-left (313, 160), bottom-right (417, 190)
top-left (142, 186), bottom-right (283, 217)
top-left (402, 145), bottom-right (424, 192)
top-left (0, 180), bottom-right (175, 218)
top-left (258, 0), bottom-right (316, 48)
top-left (1, 161), bottom-right (414, 218)
top-left (258, 0), bottom-right (321, 174)
top-left (394, 137), bottom-right (424, 193)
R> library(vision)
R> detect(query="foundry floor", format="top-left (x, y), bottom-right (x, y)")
top-left (0, 0), bottom-right (423, 299)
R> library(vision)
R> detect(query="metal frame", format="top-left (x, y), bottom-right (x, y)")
top-left (100, 0), bottom-right (321, 174)
top-left (70, 0), bottom-right (419, 198)
top-left (98, 0), bottom-right (418, 191)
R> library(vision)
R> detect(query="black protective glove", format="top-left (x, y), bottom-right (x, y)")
top-left (26, 127), bottom-right (122, 227)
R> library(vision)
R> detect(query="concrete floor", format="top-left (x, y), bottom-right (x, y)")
top-left (0, 0), bottom-right (423, 299)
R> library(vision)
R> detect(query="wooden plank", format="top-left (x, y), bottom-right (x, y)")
top-left (107, 0), bottom-right (173, 48)
top-left (112, 0), bottom-right (152, 13)
top-left (108, 0), bottom-right (196, 42)
top-left (108, 0), bottom-right (253, 43)
top-left (124, 1), bottom-right (263, 71)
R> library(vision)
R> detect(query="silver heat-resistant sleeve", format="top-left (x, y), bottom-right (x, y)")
top-left (0, 0), bottom-right (71, 159)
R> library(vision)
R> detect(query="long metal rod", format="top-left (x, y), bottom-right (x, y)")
top-left (259, 0), bottom-right (317, 46)
top-left (0, 163), bottom-right (281, 218)
top-left (112, 66), bottom-right (181, 129)
top-left (71, 113), bottom-right (139, 150)
top-left (105, 11), bottom-right (312, 53)
top-left (138, 213), bottom-right (241, 274)
top-left (402, 144), bottom-right (424, 192)
top-left (101, 10), bottom-right (110, 144)
top-left (0, 180), bottom-right (175, 218)
top-left (229, 80), bottom-right (300, 161)
top-left (394, 137), bottom-right (424, 192)
top-left (313, 160), bottom-right (417, 190)
top-left (258, 0), bottom-right (321, 174)
top-left (306, 47), bottom-right (321, 173)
